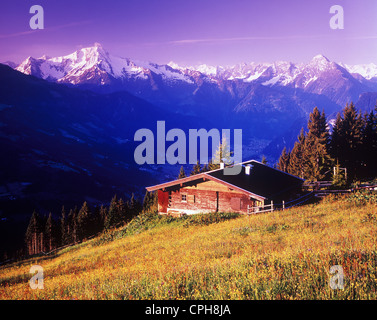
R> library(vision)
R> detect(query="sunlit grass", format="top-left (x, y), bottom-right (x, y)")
top-left (1, 193), bottom-right (376, 300)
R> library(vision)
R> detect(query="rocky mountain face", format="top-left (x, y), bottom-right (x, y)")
top-left (14, 44), bottom-right (377, 116)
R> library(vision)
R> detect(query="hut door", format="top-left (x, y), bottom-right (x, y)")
top-left (216, 192), bottom-right (219, 212)
top-left (158, 190), bottom-right (169, 213)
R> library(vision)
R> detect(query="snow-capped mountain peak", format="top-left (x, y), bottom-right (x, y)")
top-left (340, 62), bottom-right (377, 81)
top-left (15, 43), bottom-right (196, 85)
top-left (12, 46), bottom-right (377, 107)
top-left (306, 54), bottom-right (334, 73)
top-left (311, 54), bottom-right (330, 62)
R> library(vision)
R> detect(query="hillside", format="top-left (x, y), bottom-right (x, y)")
top-left (0, 63), bottom-right (213, 258)
top-left (0, 193), bottom-right (376, 300)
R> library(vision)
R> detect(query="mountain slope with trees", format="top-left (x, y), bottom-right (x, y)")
top-left (277, 104), bottom-right (377, 183)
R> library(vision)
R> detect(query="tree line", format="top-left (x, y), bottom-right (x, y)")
top-left (277, 103), bottom-right (377, 184)
top-left (25, 192), bottom-right (157, 256)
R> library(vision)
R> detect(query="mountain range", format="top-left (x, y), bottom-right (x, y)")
top-left (11, 43), bottom-right (377, 156)
top-left (12, 43), bottom-right (377, 109)
top-left (1, 43), bottom-right (377, 257)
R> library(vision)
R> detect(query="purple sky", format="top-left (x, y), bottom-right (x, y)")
top-left (1, 0), bottom-right (377, 66)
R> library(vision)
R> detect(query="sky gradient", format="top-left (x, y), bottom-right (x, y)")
top-left (1, 0), bottom-right (377, 66)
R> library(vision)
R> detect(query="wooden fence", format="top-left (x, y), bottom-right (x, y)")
top-left (247, 202), bottom-right (274, 214)
top-left (247, 192), bottom-right (315, 215)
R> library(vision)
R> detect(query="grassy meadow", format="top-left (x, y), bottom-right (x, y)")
top-left (0, 192), bottom-right (376, 300)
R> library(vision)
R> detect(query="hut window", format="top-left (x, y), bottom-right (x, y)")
top-left (181, 193), bottom-right (187, 202)
top-left (168, 192), bottom-right (172, 208)
top-left (187, 195), bottom-right (195, 203)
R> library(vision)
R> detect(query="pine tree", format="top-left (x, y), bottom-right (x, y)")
top-left (303, 137), bottom-right (331, 181)
top-left (60, 206), bottom-right (68, 246)
top-left (99, 205), bottom-right (108, 231)
top-left (208, 137), bottom-right (233, 170)
top-left (142, 191), bottom-right (158, 213)
top-left (25, 211), bottom-right (43, 255)
top-left (279, 148), bottom-right (290, 172)
top-left (361, 109), bottom-right (377, 178)
top-left (105, 195), bottom-right (120, 230)
top-left (68, 207), bottom-right (79, 244)
top-left (277, 147), bottom-right (290, 173)
top-left (302, 107), bottom-right (332, 181)
top-left (332, 161), bottom-right (347, 188)
top-left (190, 160), bottom-right (202, 175)
top-left (44, 212), bottom-right (58, 252)
top-left (178, 166), bottom-right (187, 179)
top-left (287, 128), bottom-right (306, 179)
top-left (117, 198), bottom-right (127, 223)
top-left (329, 112), bottom-right (343, 163)
top-left (330, 103), bottom-right (363, 180)
top-left (307, 107), bottom-right (329, 144)
top-left (77, 201), bottom-right (91, 241)
top-left (201, 163), bottom-right (209, 172)
top-left (128, 193), bottom-right (142, 219)
top-left (142, 191), bottom-right (151, 212)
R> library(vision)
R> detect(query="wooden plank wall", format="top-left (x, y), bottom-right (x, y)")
top-left (159, 180), bottom-right (255, 214)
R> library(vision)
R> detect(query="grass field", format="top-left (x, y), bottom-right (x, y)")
top-left (0, 192), bottom-right (376, 300)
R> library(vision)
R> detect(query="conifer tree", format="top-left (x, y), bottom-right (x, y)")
top-left (98, 205), bottom-right (108, 230)
top-left (208, 137), bottom-right (233, 170)
top-left (330, 102), bottom-right (363, 180)
top-left (105, 195), bottom-right (120, 230)
top-left (329, 112), bottom-right (343, 163)
top-left (277, 147), bottom-right (290, 173)
top-left (190, 160), bottom-right (202, 175)
top-left (287, 128), bottom-right (306, 179)
top-left (178, 166), bottom-right (187, 179)
top-left (25, 211), bottom-right (43, 255)
top-left (128, 193), bottom-right (142, 219)
top-left (68, 207), bottom-right (79, 244)
top-left (142, 191), bottom-right (157, 213)
top-left (77, 201), bottom-right (91, 241)
top-left (361, 108), bottom-right (377, 178)
top-left (60, 206), bottom-right (68, 246)
top-left (307, 107), bottom-right (329, 144)
top-left (302, 107), bottom-right (332, 181)
top-left (332, 161), bottom-right (347, 188)
top-left (201, 163), bottom-right (209, 172)
top-left (117, 197), bottom-right (127, 223)
top-left (45, 212), bottom-right (58, 252)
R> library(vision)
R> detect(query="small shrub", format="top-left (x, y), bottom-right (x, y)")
top-left (361, 212), bottom-right (377, 224)
top-left (347, 190), bottom-right (377, 205)
top-left (232, 226), bottom-right (254, 236)
top-left (182, 212), bottom-right (240, 228)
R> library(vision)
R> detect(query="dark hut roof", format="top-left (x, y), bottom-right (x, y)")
top-left (207, 160), bottom-right (304, 201)
top-left (146, 160), bottom-right (304, 201)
